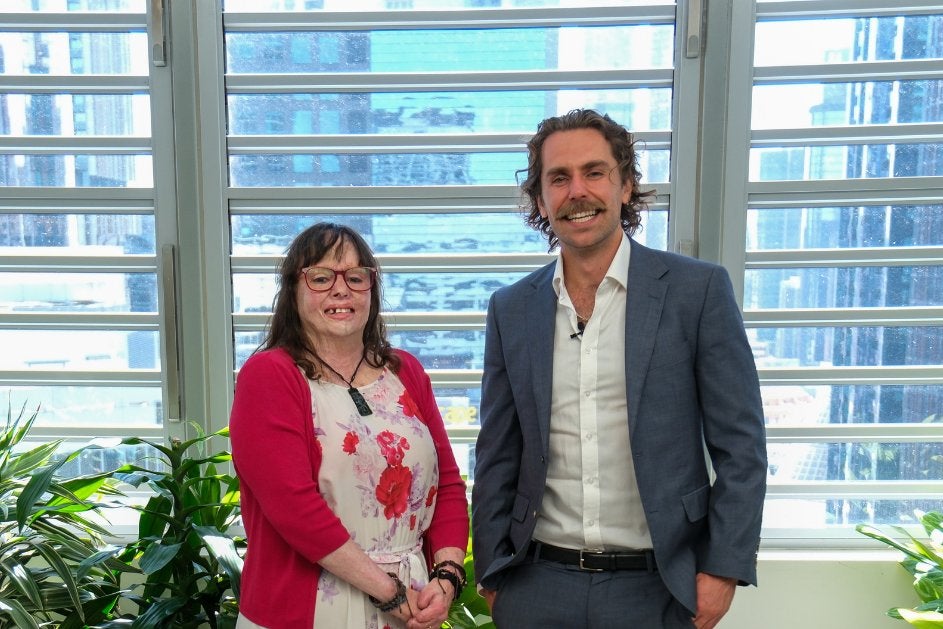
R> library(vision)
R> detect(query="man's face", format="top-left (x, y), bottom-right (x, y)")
top-left (536, 128), bottom-right (632, 256)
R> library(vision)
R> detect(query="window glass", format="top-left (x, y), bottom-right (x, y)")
top-left (765, 498), bottom-right (943, 529)
top-left (0, 272), bottom-right (157, 313)
top-left (0, 94), bottom-right (151, 136)
top-left (768, 442), bottom-right (943, 482)
top-left (745, 267), bottom-right (943, 309)
top-left (0, 32), bottom-right (147, 76)
top-left (754, 16), bottom-right (943, 66)
top-left (0, 0), bottom-right (143, 10)
top-left (0, 213), bottom-right (155, 251)
top-left (748, 8), bottom-right (943, 531)
top-left (752, 81), bottom-right (943, 129)
top-left (232, 213), bottom-right (545, 255)
top-left (228, 89), bottom-right (672, 135)
top-left (762, 385), bottom-right (943, 425)
top-left (224, 0), bottom-right (670, 9)
top-left (747, 206), bottom-right (943, 249)
top-left (750, 144), bottom-right (943, 181)
top-left (229, 150), bottom-right (668, 187)
top-left (0, 5), bottom-right (164, 456)
top-left (0, 155), bottom-right (153, 187)
top-left (226, 26), bottom-right (673, 73)
top-left (5, 387), bottom-right (161, 429)
top-left (0, 330), bottom-right (160, 370)
top-left (388, 330), bottom-right (487, 370)
top-left (750, 327), bottom-right (943, 368)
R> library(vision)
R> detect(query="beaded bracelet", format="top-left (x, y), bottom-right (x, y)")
top-left (369, 572), bottom-right (408, 612)
top-left (431, 567), bottom-right (463, 601)
top-left (432, 560), bottom-right (467, 589)
top-left (429, 559), bottom-right (467, 601)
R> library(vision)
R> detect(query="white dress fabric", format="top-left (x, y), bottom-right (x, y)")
top-left (236, 368), bottom-right (440, 629)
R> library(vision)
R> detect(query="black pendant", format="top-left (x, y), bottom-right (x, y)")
top-left (348, 387), bottom-right (373, 416)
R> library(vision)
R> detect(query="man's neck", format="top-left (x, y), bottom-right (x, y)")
top-left (560, 237), bottom-right (621, 291)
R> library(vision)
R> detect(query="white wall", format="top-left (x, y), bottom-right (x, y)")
top-left (723, 551), bottom-right (918, 628)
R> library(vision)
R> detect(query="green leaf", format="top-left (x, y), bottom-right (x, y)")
top-left (6, 440), bottom-right (60, 478)
top-left (29, 538), bottom-right (85, 619)
top-left (898, 607), bottom-right (943, 628)
top-left (77, 546), bottom-right (135, 580)
top-left (139, 542), bottom-right (184, 575)
top-left (138, 495), bottom-right (173, 540)
top-left (0, 558), bottom-right (43, 609)
top-left (194, 525), bottom-right (243, 599)
top-left (131, 596), bottom-right (188, 629)
top-left (59, 592), bottom-right (122, 629)
top-left (16, 460), bottom-right (65, 529)
top-left (119, 436), bottom-right (173, 458)
top-left (0, 597), bottom-right (41, 629)
top-left (53, 472), bottom-right (115, 502)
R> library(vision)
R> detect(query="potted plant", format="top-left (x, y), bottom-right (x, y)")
top-left (99, 423), bottom-right (244, 629)
top-left (0, 400), bottom-right (129, 628)
top-left (857, 510), bottom-right (943, 627)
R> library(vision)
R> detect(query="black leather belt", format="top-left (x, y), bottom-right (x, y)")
top-left (527, 541), bottom-right (656, 572)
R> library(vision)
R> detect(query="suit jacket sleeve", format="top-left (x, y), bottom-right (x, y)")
top-left (695, 265), bottom-right (767, 585)
top-left (471, 291), bottom-right (525, 590)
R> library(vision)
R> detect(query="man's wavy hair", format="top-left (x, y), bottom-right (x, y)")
top-left (517, 108), bottom-right (655, 251)
top-left (261, 222), bottom-right (398, 379)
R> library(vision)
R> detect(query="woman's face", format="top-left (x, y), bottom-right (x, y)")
top-left (296, 242), bottom-right (372, 347)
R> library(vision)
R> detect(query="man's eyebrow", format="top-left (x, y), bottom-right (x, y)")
top-left (543, 160), bottom-right (612, 177)
top-left (581, 159), bottom-right (612, 171)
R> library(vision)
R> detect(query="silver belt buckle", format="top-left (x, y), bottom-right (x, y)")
top-left (578, 549), bottom-right (605, 572)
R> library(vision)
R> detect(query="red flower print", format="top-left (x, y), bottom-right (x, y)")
top-left (377, 430), bottom-right (410, 466)
top-left (375, 464), bottom-right (413, 519)
top-left (342, 431), bottom-right (359, 455)
top-left (409, 514), bottom-right (416, 531)
top-left (398, 390), bottom-right (425, 424)
top-left (425, 485), bottom-right (437, 507)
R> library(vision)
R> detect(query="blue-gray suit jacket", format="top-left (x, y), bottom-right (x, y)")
top-left (471, 240), bottom-right (767, 615)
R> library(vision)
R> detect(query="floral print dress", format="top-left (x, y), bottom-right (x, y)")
top-left (310, 368), bottom-right (439, 629)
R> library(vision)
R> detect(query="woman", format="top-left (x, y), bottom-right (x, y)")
top-left (230, 223), bottom-right (469, 629)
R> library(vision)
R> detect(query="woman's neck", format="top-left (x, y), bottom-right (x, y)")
top-left (310, 337), bottom-right (368, 379)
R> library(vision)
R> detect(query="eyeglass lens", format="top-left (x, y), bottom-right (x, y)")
top-left (305, 267), bottom-right (374, 291)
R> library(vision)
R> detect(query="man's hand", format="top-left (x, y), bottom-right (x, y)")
top-left (693, 572), bottom-right (736, 629)
top-left (481, 588), bottom-right (497, 611)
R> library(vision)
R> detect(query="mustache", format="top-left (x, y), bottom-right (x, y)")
top-left (558, 200), bottom-right (601, 218)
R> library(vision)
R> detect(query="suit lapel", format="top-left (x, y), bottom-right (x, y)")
top-left (625, 242), bottom-right (668, 432)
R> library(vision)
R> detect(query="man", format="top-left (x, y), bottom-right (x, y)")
top-left (471, 109), bottom-right (767, 628)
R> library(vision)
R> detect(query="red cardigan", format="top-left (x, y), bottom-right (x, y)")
top-left (230, 347), bottom-right (469, 628)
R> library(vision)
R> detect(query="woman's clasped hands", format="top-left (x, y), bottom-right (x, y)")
top-left (391, 577), bottom-right (454, 629)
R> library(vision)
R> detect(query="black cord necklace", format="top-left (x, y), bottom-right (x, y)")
top-left (320, 351), bottom-right (373, 416)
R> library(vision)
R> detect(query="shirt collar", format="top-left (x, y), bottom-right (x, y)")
top-left (552, 233), bottom-right (632, 297)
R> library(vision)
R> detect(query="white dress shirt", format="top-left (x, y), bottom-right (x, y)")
top-left (532, 234), bottom-right (653, 551)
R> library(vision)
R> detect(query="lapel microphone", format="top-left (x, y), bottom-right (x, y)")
top-left (570, 320), bottom-right (585, 340)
